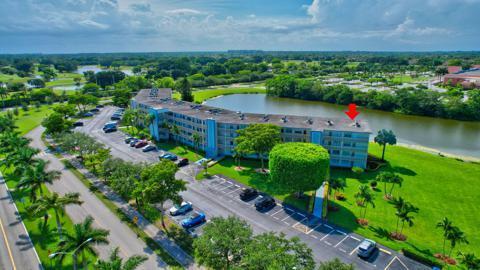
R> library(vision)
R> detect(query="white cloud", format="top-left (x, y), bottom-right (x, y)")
top-left (165, 8), bottom-right (205, 16)
top-left (78, 19), bottom-right (110, 30)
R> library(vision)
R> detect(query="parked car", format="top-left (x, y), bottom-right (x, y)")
top-left (177, 158), bottom-right (189, 167)
top-left (103, 121), bottom-right (117, 131)
top-left (90, 108), bottom-right (100, 113)
top-left (84, 112), bottom-right (94, 117)
top-left (254, 195), bottom-right (276, 211)
top-left (181, 212), bottom-right (206, 228)
top-left (111, 115), bottom-right (122, 121)
top-left (129, 138), bottom-right (139, 147)
top-left (142, 145), bottom-right (156, 152)
top-left (239, 188), bottom-right (258, 201)
top-left (159, 153), bottom-right (178, 161)
top-left (96, 104), bottom-right (104, 108)
top-left (104, 127), bottom-right (117, 133)
top-left (124, 137), bottom-right (135, 144)
top-left (134, 140), bottom-right (148, 148)
top-left (72, 121), bottom-right (84, 127)
top-left (357, 239), bottom-right (376, 258)
top-left (169, 201), bottom-right (193, 216)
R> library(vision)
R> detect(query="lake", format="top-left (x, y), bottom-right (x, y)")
top-left (76, 65), bottom-right (133, 76)
top-left (204, 94), bottom-right (480, 158)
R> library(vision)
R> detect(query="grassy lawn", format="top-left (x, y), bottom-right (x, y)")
top-left (203, 143), bottom-right (480, 260)
top-left (173, 87), bottom-right (266, 103)
top-left (329, 144), bottom-right (480, 259)
top-left (156, 141), bottom-right (204, 162)
top-left (0, 105), bottom-right (53, 135)
top-left (0, 73), bottom-right (30, 83)
top-left (391, 75), bottom-right (429, 84)
top-left (45, 73), bottom-right (83, 87)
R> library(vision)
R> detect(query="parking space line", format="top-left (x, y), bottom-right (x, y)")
top-left (296, 212), bottom-right (306, 217)
top-left (334, 235), bottom-right (349, 247)
top-left (281, 215), bottom-right (291, 221)
top-left (349, 243), bottom-right (361, 255)
top-left (350, 235), bottom-right (361, 241)
top-left (310, 234), bottom-right (318, 239)
top-left (225, 188), bottom-right (240, 195)
top-left (380, 248), bottom-right (392, 255)
top-left (218, 183), bottom-right (234, 191)
top-left (234, 184), bottom-right (240, 188)
top-left (324, 241), bottom-right (332, 246)
top-left (270, 209), bottom-right (284, 217)
top-left (339, 248), bottom-right (347, 253)
top-left (384, 256), bottom-right (408, 270)
top-left (324, 224), bottom-right (333, 230)
top-left (210, 179), bottom-right (226, 188)
top-left (336, 229), bottom-right (347, 236)
top-left (320, 229), bottom-right (334, 241)
top-left (306, 223), bottom-right (322, 234)
top-left (292, 217), bottom-right (308, 229)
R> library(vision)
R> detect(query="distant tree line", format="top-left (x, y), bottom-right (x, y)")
top-left (266, 75), bottom-right (480, 121)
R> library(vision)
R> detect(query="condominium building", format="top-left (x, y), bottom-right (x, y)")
top-left (131, 88), bottom-right (371, 168)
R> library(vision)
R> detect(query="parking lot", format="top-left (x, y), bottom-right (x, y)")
top-left (79, 106), bottom-right (428, 270)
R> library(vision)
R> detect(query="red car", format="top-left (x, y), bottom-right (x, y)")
top-left (134, 140), bottom-right (148, 148)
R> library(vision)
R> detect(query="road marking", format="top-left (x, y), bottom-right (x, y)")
top-left (310, 234), bottom-right (318, 239)
top-left (380, 248), bottom-right (392, 255)
top-left (324, 241), bottom-right (332, 246)
top-left (334, 235), bottom-right (349, 247)
top-left (324, 224), bottom-right (333, 229)
top-left (350, 235), bottom-right (361, 241)
top-left (218, 182), bottom-right (234, 191)
top-left (292, 217), bottom-right (308, 229)
top-left (284, 221), bottom-right (290, 225)
top-left (349, 244), bottom-right (361, 255)
top-left (339, 248), bottom-right (347, 253)
top-left (336, 229), bottom-right (347, 235)
top-left (0, 213), bottom-right (17, 270)
top-left (320, 229), bottom-right (334, 241)
top-left (234, 184), bottom-right (240, 188)
top-left (306, 223), bottom-right (322, 234)
top-left (296, 212), bottom-right (306, 218)
top-left (225, 188), bottom-right (240, 195)
top-left (270, 209), bottom-right (284, 217)
top-left (281, 214), bottom-right (292, 221)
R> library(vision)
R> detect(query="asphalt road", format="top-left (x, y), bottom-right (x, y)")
top-left (0, 173), bottom-right (43, 270)
top-left (79, 106), bottom-right (429, 270)
top-left (26, 126), bottom-right (167, 270)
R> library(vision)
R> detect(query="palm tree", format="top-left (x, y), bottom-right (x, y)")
top-left (391, 197), bottom-right (419, 238)
top-left (0, 131), bottom-right (29, 155)
top-left (192, 132), bottom-right (201, 158)
top-left (457, 251), bottom-right (480, 270)
top-left (55, 216), bottom-right (109, 270)
top-left (17, 159), bottom-right (61, 202)
top-left (436, 217), bottom-right (453, 257)
top-left (374, 129), bottom-right (397, 161)
top-left (329, 178), bottom-right (346, 201)
top-left (95, 247), bottom-right (147, 270)
top-left (0, 114), bottom-right (16, 132)
top-left (354, 185), bottom-right (375, 220)
top-left (388, 174), bottom-right (403, 197)
top-left (1, 146), bottom-right (40, 176)
top-left (447, 226), bottom-right (469, 257)
top-left (28, 192), bottom-right (83, 237)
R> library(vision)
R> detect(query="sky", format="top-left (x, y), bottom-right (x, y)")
top-left (1, 0), bottom-right (479, 53)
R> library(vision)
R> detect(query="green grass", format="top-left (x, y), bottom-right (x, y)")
top-left (390, 75), bottom-right (428, 84)
top-left (45, 73), bottom-right (83, 87)
top-left (203, 143), bottom-right (480, 261)
top-left (0, 105), bottom-right (52, 135)
top-left (173, 87), bottom-right (266, 103)
top-left (1, 166), bottom-right (95, 269)
top-left (156, 141), bottom-right (204, 162)
top-left (0, 73), bottom-right (30, 83)
top-left (329, 143), bottom-right (480, 260)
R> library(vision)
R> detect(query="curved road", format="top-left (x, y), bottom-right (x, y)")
top-left (26, 126), bottom-right (167, 270)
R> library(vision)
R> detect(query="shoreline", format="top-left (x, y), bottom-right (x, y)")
top-left (397, 142), bottom-right (480, 163)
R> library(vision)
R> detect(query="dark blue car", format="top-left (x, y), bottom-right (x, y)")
top-left (181, 212), bottom-right (206, 228)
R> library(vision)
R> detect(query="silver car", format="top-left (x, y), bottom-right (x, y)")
top-left (357, 239), bottom-right (376, 258)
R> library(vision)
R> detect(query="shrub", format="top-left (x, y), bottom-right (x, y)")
top-left (370, 180), bottom-right (378, 189)
top-left (13, 107), bottom-right (19, 116)
top-left (402, 248), bottom-right (443, 268)
top-left (269, 143), bottom-right (330, 195)
top-left (352, 166), bottom-right (364, 174)
top-left (21, 103), bottom-right (29, 111)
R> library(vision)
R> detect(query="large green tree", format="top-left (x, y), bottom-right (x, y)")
top-left (175, 77), bottom-right (194, 102)
top-left (17, 159), bottom-right (61, 202)
top-left (139, 161), bottom-right (186, 230)
top-left (194, 216), bottom-right (253, 270)
top-left (269, 142), bottom-right (330, 196)
top-left (235, 123), bottom-right (281, 171)
top-left (42, 112), bottom-right (72, 134)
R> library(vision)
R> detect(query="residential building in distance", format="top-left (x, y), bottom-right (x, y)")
top-left (131, 88), bottom-right (371, 168)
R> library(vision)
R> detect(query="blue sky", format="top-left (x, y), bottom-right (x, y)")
top-left (1, 0), bottom-right (479, 53)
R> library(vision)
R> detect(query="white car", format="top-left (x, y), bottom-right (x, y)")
top-left (169, 201), bottom-right (193, 216)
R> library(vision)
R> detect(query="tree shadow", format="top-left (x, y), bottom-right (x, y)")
top-left (369, 226), bottom-right (394, 242)
top-left (325, 200), bottom-right (361, 232)
top-left (391, 166), bottom-right (417, 176)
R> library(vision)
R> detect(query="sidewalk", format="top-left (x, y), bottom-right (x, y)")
top-left (63, 154), bottom-right (199, 270)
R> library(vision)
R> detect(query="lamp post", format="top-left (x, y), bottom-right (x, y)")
top-left (49, 237), bottom-right (93, 270)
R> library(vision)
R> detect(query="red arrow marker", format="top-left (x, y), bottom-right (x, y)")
top-left (345, 103), bottom-right (359, 121)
